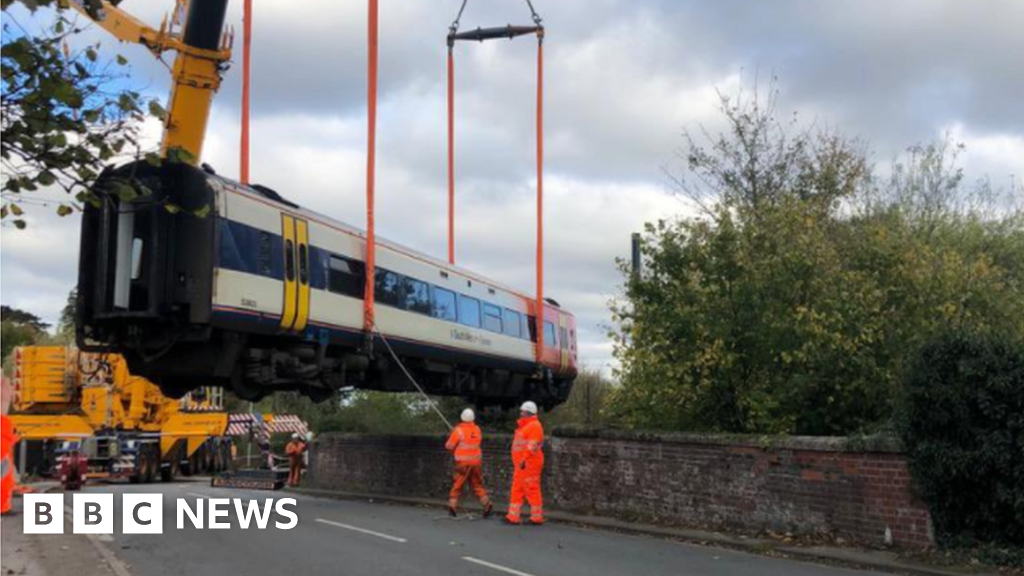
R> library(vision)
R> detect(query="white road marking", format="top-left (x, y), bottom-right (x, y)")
top-left (315, 518), bottom-right (408, 543)
top-left (462, 557), bottom-right (538, 576)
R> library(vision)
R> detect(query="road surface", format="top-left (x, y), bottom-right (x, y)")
top-left (6, 481), bottom-right (891, 576)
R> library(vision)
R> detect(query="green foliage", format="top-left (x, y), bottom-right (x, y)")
top-left (545, 368), bottom-right (616, 428)
top-left (1, 319), bottom-right (40, 363)
top-left (1, 304), bottom-right (49, 331)
top-left (1, 4), bottom-right (160, 224)
top-left (898, 333), bottom-right (1024, 546)
top-left (57, 288), bottom-right (75, 340)
top-left (247, 391), bottom-right (453, 435)
top-left (610, 87), bottom-right (1024, 435)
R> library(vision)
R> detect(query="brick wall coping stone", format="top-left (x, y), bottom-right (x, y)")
top-left (317, 429), bottom-right (905, 454)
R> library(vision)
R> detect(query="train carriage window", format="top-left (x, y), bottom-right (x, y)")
top-left (375, 270), bottom-right (403, 307)
top-left (431, 287), bottom-right (457, 321)
top-left (284, 240), bottom-right (296, 281)
top-left (404, 278), bottom-right (431, 315)
top-left (328, 255), bottom-right (364, 298)
top-left (503, 309), bottom-right (522, 338)
top-left (544, 321), bottom-right (557, 347)
top-left (258, 231), bottom-right (274, 277)
top-left (458, 295), bottom-right (481, 328)
top-left (527, 316), bottom-right (537, 342)
top-left (298, 244), bottom-right (309, 284)
top-left (482, 303), bottom-right (502, 333)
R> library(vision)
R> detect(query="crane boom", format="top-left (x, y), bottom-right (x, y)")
top-left (59, 0), bottom-right (232, 162)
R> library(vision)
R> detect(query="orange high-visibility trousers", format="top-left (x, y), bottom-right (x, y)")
top-left (1, 416), bottom-right (17, 515)
top-left (288, 456), bottom-right (303, 487)
top-left (449, 463), bottom-right (491, 510)
top-left (506, 468), bottom-right (543, 524)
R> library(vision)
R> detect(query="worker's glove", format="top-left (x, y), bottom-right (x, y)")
top-left (519, 461), bottom-right (526, 471)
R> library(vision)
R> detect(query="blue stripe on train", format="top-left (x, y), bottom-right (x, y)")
top-left (217, 219), bottom-right (329, 290)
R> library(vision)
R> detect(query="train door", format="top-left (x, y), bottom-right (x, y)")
top-left (279, 215), bottom-right (311, 332)
top-left (558, 314), bottom-right (570, 373)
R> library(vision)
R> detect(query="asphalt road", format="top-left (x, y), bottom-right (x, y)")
top-left (26, 481), bottom-right (890, 576)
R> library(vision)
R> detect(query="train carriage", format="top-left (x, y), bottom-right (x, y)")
top-left (77, 161), bottom-right (577, 407)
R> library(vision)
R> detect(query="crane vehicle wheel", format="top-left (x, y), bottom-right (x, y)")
top-left (136, 451), bottom-right (152, 483)
top-left (148, 450), bottom-right (161, 482)
top-left (160, 457), bottom-right (179, 482)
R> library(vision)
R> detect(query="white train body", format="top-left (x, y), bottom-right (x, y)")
top-left (77, 162), bottom-right (577, 407)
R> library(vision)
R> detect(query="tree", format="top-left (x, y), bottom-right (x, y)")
top-left (609, 86), bottom-right (1024, 435)
top-left (899, 333), bottom-right (1024, 546)
top-left (545, 368), bottom-right (615, 428)
top-left (57, 288), bottom-right (75, 340)
top-left (1, 1), bottom-right (162, 227)
top-left (1, 304), bottom-right (49, 362)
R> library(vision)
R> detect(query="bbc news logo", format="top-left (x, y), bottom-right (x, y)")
top-left (23, 494), bottom-right (298, 534)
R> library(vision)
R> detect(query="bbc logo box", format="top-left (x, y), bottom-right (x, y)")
top-left (24, 493), bottom-right (163, 534)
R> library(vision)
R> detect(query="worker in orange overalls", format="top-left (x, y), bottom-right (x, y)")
top-left (445, 408), bottom-right (493, 518)
top-left (506, 401), bottom-right (545, 525)
top-left (1, 375), bottom-right (18, 515)
top-left (285, 433), bottom-right (306, 487)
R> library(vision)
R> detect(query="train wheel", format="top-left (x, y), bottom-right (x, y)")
top-left (230, 368), bottom-right (266, 402)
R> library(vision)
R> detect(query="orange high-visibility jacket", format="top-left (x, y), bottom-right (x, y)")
top-left (285, 440), bottom-right (305, 457)
top-left (446, 422), bottom-right (483, 465)
top-left (511, 415), bottom-right (544, 471)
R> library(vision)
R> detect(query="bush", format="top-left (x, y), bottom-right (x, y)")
top-left (898, 333), bottom-right (1024, 545)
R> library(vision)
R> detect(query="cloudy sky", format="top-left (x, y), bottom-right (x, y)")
top-left (2, 0), bottom-right (1022, 371)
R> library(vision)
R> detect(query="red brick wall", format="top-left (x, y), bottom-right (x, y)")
top-left (308, 429), bottom-right (933, 548)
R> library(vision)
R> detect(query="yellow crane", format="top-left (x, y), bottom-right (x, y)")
top-left (60, 0), bottom-right (233, 161)
top-left (9, 346), bottom-right (231, 483)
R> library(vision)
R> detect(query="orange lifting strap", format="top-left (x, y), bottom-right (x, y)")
top-left (240, 0), bottom-right (253, 184)
top-left (446, 0), bottom-right (547, 363)
top-left (364, 0), bottom-right (380, 333)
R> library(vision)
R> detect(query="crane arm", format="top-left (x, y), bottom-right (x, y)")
top-left (57, 0), bottom-right (233, 162)
top-left (60, 0), bottom-right (167, 50)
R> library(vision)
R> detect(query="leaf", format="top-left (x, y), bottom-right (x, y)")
top-left (13, 219), bottom-right (27, 230)
top-left (165, 147), bottom-right (196, 165)
top-left (0, 205), bottom-right (7, 219)
top-left (193, 204), bottom-right (211, 218)
top-left (10, 203), bottom-right (24, 216)
top-left (85, 47), bottom-right (98, 62)
top-left (144, 152), bottom-right (162, 167)
top-left (37, 171), bottom-right (57, 186)
top-left (113, 182), bottom-right (139, 202)
top-left (147, 100), bottom-right (167, 121)
top-left (116, 54), bottom-right (129, 66)
top-left (118, 93), bottom-right (137, 112)
top-left (163, 204), bottom-right (181, 214)
top-left (56, 204), bottom-right (74, 217)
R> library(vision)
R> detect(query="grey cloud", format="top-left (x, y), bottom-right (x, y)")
top-left (3, 0), bottom-right (1022, 370)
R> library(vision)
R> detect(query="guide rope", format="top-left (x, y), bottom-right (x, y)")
top-left (371, 321), bottom-right (454, 431)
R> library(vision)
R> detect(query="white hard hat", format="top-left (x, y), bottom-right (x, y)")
top-left (292, 433), bottom-right (300, 439)
top-left (520, 401), bottom-right (538, 415)
top-left (305, 432), bottom-right (314, 442)
top-left (461, 408), bottom-right (475, 423)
